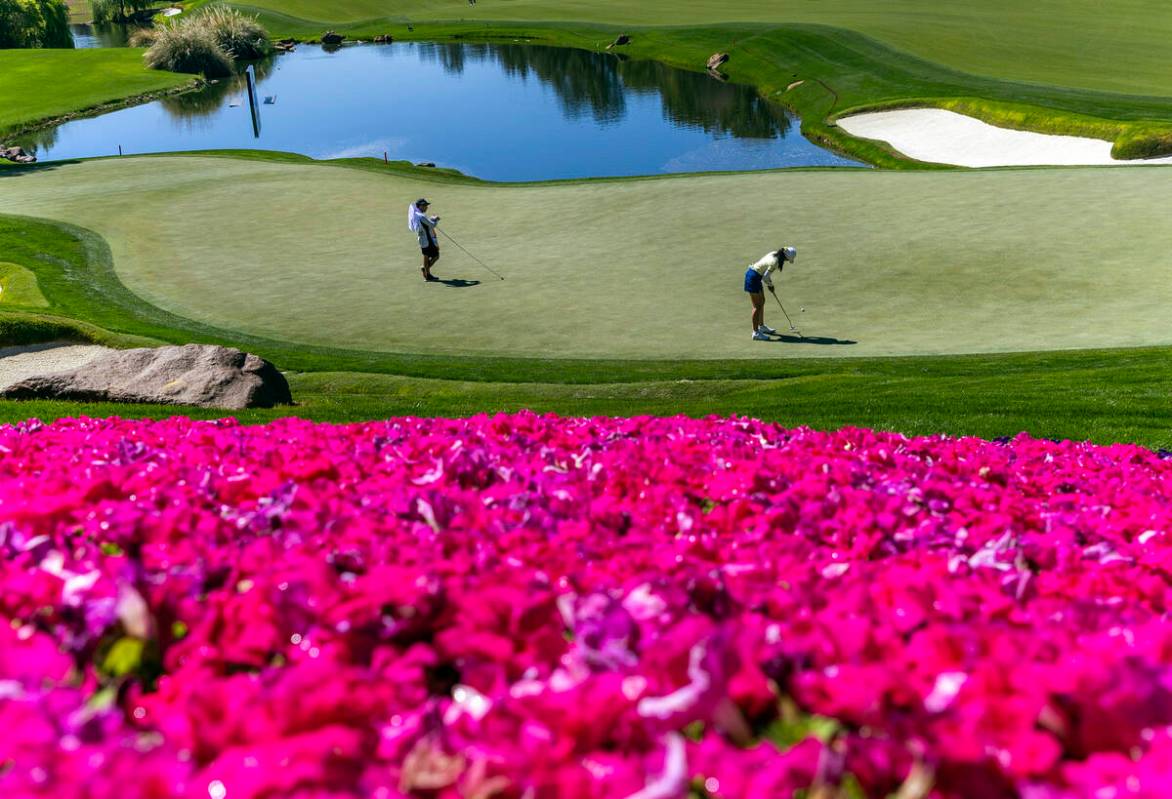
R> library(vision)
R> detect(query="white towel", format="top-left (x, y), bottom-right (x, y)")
top-left (407, 204), bottom-right (425, 232)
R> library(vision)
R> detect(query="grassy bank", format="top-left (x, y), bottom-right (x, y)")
top-left (1, 174), bottom-right (1171, 448)
top-left (205, 15), bottom-right (1172, 165)
top-left (0, 49), bottom-right (195, 138)
top-left (3, 354), bottom-right (1172, 450)
top-left (7, 9), bottom-right (1172, 166)
top-left (222, 0), bottom-right (1172, 99)
top-left (4, 153), bottom-right (1172, 363)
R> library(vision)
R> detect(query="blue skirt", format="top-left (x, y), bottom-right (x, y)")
top-left (743, 268), bottom-right (763, 294)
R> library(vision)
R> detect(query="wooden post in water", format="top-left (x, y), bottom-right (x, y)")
top-left (245, 65), bottom-right (262, 138)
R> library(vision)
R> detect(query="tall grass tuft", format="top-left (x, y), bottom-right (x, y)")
top-left (143, 22), bottom-right (233, 78)
top-left (196, 5), bottom-right (270, 60)
top-left (128, 26), bottom-right (157, 47)
top-left (143, 7), bottom-right (269, 77)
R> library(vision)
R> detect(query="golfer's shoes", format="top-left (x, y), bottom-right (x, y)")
top-left (757, 324), bottom-right (778, 335)
top-left (752, 330), bottom-right (772, 341)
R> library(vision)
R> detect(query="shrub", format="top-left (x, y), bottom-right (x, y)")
top-left (142, 7), bottom-right (270, 76)
top-left (143, 21), bottom-right (232, 78)
top-left (0, 0), bottom-right (71, 48)
top-left (195, 4), bottom-right (269, 60)
top-left (88, 0), bottom-right (150, 24)
top-left (89, 0), bottom-right (114, 23)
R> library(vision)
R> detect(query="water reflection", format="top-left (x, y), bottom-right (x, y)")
top-left (158, 58), bottom-right (276, 124)
top-left (412, 43), bottom-right (791, 137)
top-left (19, 42), bottom-right (859, 179)
top-left (69, 22), bottom-right (140, 48)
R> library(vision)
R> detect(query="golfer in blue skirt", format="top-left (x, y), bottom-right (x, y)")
top-left (745, 247), bottom-right (796, 340)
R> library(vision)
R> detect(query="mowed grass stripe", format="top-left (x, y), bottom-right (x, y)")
top-left (2, 154), bottom-right (1171, 361)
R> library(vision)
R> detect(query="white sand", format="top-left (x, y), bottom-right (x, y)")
top-left (837, 108), bottom-right (1172, 168)
top-left (0, 342), bottom-right (110, 391)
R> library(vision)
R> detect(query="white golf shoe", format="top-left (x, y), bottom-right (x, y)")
top-left (757, 324), bottom-right (778, 335)
top-left (752, 330), bottom-right (772, 341)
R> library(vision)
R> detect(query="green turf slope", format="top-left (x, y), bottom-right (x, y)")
top-left (228, 0), bottom-right (1172, 98)
top-left (0, 50), bottom-right (194, 137)
top-left (2, 154), bottom-right (1171, 360)
top-left (3, 206), bottom-right (1171, 448)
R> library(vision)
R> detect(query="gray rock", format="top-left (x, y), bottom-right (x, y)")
top-left (1, 146), bottom-right (35, 164)
top-left (0, 344), bottom-right (292, 409)
top-left (707, 52), bottom-right (730, 70)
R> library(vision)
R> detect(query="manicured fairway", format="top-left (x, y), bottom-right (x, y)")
top-left (229, 0), bottom-right (1172, 97)
top-left (0, 50), bottom-right (194, 136)
top-left (2, 154), bottom-right (1171, 360)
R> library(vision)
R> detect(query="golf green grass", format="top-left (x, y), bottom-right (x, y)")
top-left (0, 50), bottom-right (194, 137)
top-left (3, 154), bottom-right (1171, 360)
top-left (227, 0), bottom-right (1172, 99)
top-left (3, 198), bottom-right (1171, 449)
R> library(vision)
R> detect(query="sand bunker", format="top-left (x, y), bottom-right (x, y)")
top-left (0, 342), bottom-right (111, 392)
top-left (837, 108), bottom-right (1172, 168)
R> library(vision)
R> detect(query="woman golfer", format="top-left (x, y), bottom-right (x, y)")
top-left (408, 198), bottom-right (441, 281)
top-left (745, 247), bottom-right (796, 340)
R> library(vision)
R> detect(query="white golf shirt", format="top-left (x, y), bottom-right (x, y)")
top-left (415, 214), bottom-right (439, 249)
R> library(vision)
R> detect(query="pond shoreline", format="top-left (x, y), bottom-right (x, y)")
top-left (1, 79), bottom-right (203, 144)
top-left (19, 40), bottom-right (859, 180)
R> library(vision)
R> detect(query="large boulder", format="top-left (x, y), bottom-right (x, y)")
top-left (320, 30), bottom-right (345, 44)
top-left (0, 344), bottom-right (292, 409)
top-left (707, 52), bottom-right (730, 71)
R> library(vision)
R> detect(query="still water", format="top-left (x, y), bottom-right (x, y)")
top-left (20, 42), bottom-right (860, 180)
top-left (69, 22), bottom-right (139, 48)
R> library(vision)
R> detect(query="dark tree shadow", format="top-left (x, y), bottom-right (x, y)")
top-left (436, 278), bottom-right (481, 288)
top-left (0, 159), bottom-right (84, 178)
top-left (770, 334), bottom-right (857, 345)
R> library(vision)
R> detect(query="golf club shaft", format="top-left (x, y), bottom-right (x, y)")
top-left (438, 229), bottom-right (506, 281)
top-left (769, 288), bottom-right (797, 329)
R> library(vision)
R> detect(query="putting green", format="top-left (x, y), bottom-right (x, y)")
top-left (231, 0), bottom-right (1172, 98)
top-left (2, 155), bottom-right (1172, 360)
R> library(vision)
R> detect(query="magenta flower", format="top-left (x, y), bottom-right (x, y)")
top-left (0, 414), bottom-right (1169, 797)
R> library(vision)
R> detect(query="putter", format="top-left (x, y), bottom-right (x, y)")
top-left (438, 229), bottom-right (506, 281)
top-left (768, 287), bottom-right (801, 337)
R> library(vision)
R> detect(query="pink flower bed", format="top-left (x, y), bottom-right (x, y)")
top-left (0, 414), bottom-right (1171, 798)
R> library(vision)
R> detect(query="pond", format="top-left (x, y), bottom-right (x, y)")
top-left (69, 22), bottom-right (138, 48)
top-left (20, 42), bottom-right (861, 180)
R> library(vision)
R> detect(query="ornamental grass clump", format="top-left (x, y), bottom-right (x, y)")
top-left (143, 19), bottom-right (232, 77)
top-left (143, 7), bottom-right (268, 77)
top-left (1, 414), bottom-right (1172, 797)
top-left (196, 5), bottom-right (269, 60)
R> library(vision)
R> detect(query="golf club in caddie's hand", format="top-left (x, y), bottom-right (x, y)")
top-left (768, 285), bottom-right (801, 337)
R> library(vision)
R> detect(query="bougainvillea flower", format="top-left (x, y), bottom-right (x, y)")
top-left (0, 414), bottom-right (1170, 797)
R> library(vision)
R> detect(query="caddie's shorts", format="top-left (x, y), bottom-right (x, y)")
top-left (421, 244), bottom-right (439, 258)
top-left (743, 268), bottom-right (763, 294)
